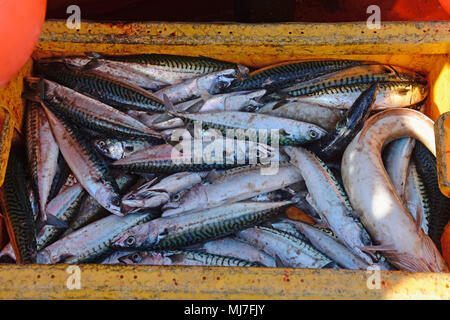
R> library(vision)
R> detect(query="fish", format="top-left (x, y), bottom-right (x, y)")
top-left (341, 108), bottom-right (448, 272)
top-left (202, 237), bottom-right (277, 267)
top-left (121, 172), bottom-right (205, 213)
top-left (111, 137), bottom-right (277, 174)
top-left (276, 219), bottom-right (370, 270)
top-left (413, 141), bottom-right (450, 251)
top-left (36, 62), bottom-right (166, 113)
top-left (0, 148), bottom-right (37, 264)
top-left (83, 52), bottom-right (249, 84)
top-left (162, 163), bottom-right (303, 216)
top-left (404, 162), bottom-right (430, 235)
top-left (0, 243), bottom-right (16, 264)
top-left (283, 146), bottom-right (374, 264)
top-left (36, 211), bottom-right (156, 264)
top-left (165, 109), bottom-right (327, 146)
top-left (236, 226), bottom-right (338, 269)
top-left (198, 90), bottom-right (266, 112)
top-left (116, 249), bottom-right (261, 267)
top-left (111, 201), bottom-right (290, 250)
top-left (69, 174), bottom-right (138, 231)
top-left (38, 79), bottom-right (162, 140)
top-left (257, 100), bottom-right (344, 131)
top-left (39, 56), bottom-right (170, 90)
top-left (127, 110), bottom-right (185, 130)
top-left (153, 69), bottom-right (238, 103)
top-left (383, 137), bottom-right (416, 200)
top-left (36, 183), bottom-right (86, 251)
top-left (279, 64), bottom-right (426, 98)
top-left (41, 104), bottom-right (122, 216)
top-left (308, 82), bottom-right (378, 160)
top-left (25, 101), bottom-right (59, 222)
top-left (279, 81), bottom-right (428, 110)
top-left (229, 60), bottom-right (364, 92)
top-left (93, 139), bottom-right (154, 161)
top-left (48, 154), bottom-right (72, 202)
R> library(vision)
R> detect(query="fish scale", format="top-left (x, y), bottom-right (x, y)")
top-left (168, 250), bottom-right (261, 267)
top-left (0, 149), bottom-right (37, 264)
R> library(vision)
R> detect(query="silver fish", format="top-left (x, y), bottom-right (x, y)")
top-left (93, 139), bottom-right (153, 161)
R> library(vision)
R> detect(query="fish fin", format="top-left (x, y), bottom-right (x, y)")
top-left (167, 253), bottom-right (186, 263)
top-left (185, 99), bottom-right (205, 113)
top-left (415, 203), bottom-right (424, 234)
top-left (205, 169), bottom-right (220, 183)
top-left (359, 244), bottom-right (397, 253)
top-left (152, 113), bottom-right (175, 124)
top-left (85, 52), bottom-right (104, 59)
top-left (274, 254), bottom-right (286, 268)
top-left (163, 94), bottom-right (175, 113)
top-left (46, 214), bottom-right (69, 229)
top-left (80, 58), bottom-right (101, 71)
top-left (271, 99), bottom-right (288, 110)
top-left (59, 254), bottom-right (76, 263)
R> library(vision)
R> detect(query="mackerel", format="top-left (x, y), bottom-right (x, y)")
top-left (83, 52), bottom-right (249, 84)
top-left (153, 69), bottom-right (237, 103)
top-left (162, 163), bottom-right (303, 216)
top-left (284, 146), bottom-right (374, 264)
top-left (36, 183), bottom-right (86, 251)
top-left (112, 201), bottom-right (290, 250)
top-left (117, 249), bottom-right (261, 267)
top-left (202, 237), bottom-right (277, 267)
top-left (198, 90), bottom-right (266, 112)
top-left (93, 138), bottom-right (154, 161)
top-left (36, 62), bottom-right (166, 112)
top-left (36, 211), bottom-right (156, 264)
top-left (40, 79), bottom-right (162, 140)
top-left (236, 226), bottom-right (338, 269)
top-left (42, 104), bottom-right (122, 216)
top-left (25, 101), bottom-right (59, 221)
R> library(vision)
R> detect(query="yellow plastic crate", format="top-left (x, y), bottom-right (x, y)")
top-left (0, 20), bottom-right (449, 299)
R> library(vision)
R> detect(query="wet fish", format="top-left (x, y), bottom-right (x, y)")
top-left (229, 60), bottom-right (364, 92)
top-left (42, 104), bottom-right (122, 216)
top-left (48, 154), bottom-right (71, 202)
top-left (112, 201), bottom-right (290, 250)
top-left (25, 101), bottom-right (59, 222)
top-left (308, 82), bottom-right (378, 160)
top-left (236, 226), bottom-right (338, 269)
top-left (93, 139), bottom-right (154, 161)
top-left (163, 163), bottom-right (303, 216)
top-left (0, 149), bottom-right (37, 264)
top-left (413, 141), bottom-right (450, 251)
top-left (341, 109), bottom-right (448, 272)
top-left (284, 146), bottom-right (374, 264)
top-left (36, 211), bottom-right (156, 264)
top-left (0, 243), bottom-right (16, 264)
top-left (202, 237), bottom-right (277, 267)
top-left (84, 52), bottom-right (249, 84)
top-left (36, 62), bottom-right (166, 113)
top-left (153, 69), bottom-right (237, 103)
top-left (36, 183), bottom-right (86, 251)
top-left (198, 90), bottom-right (266, 112)
top-left (117, 249), bottom-right (261, 267)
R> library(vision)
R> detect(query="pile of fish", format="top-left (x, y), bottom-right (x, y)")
top-left (0, 52), bottom-right (448, 273)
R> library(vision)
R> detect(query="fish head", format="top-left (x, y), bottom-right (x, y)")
top-left (282, 125), bottom-right (327, 144)
top-left (111, 222), bottom-right (156, 249)
top-left (162, 184), bottom-right (206, 216)
top-left (93, 139), bottom-right (124, 160)
top-left (209, 69), bottom-right (238, 94)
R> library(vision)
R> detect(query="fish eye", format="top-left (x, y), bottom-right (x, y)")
top-left (131, 253), bottom-right (142, 263)
top-left (125, 236), bottom-right (136, 246)
top-left (309, 130), bottom-right (319, 139)
top-left (172, 193), bottom-right (181, 202)
top-left (125, 145), bottom-right (134, 152)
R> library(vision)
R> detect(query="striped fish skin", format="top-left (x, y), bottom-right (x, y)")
top-left (383, 137), bottom-right (416, 200)
top-left (278, 81), bottom-right (428, 110)
top-left (413, 141), bottom-right (450, 251)
top-left (203, 237), bottom-right (277, 267)
top-left (280, 64), bottom-right (427, 97)
top-left (40, 56), bottom-right (170, 90)
top-left (162, 163), bottom-right (302, 216)
top-left (169, 111), bottom-right (327, 146)
top-left (229, 60), bottom-right (364, 92)
top-left (25, 101), bottom-right (59, 222)
top-left (36, 183), bottom-right (86, 251)
top-left (118, 249), bottom-right (260, 267)
top-left (121, 172), bottom-right (204, 213)
top-left (153, 69), bottom-right (238, 103)
top-left (236, 226), bottom-right (338, 269)
top-left (112, 201), bottom-right (290, 250)
top-left (284, 146), bottom-right (374, 265)
top-left (93, 139), bottom-right (153, 161)
top-left (0, 149), bottom-right (37, 264)
top-left (85, 52), bottom-right (249, 84)
top-left (308, 82), bottom-right (378, 160)
top-left (42, 104), bottom-right (122, 216)
top-left (36, 62), bottom-right (166, 113)
top-left (404, 162), bottom-right (430, 235)
top-left (40, 80), bottom-right (162, 140)
top-left (69, 174), bottom-right (138, 231)
top-left (111, 138), bottom-right (277, 174)
top-left (36, 211), bottom-right (156, 264)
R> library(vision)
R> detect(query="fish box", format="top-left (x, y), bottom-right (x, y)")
top-left (0, 20), bottom-right (449, 299)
